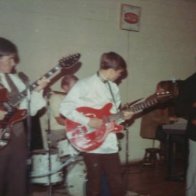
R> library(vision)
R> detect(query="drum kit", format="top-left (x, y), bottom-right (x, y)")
top-left (30, 90), bottom-right (87, 196)
top-left (30, 138), bottom-right (87, 196)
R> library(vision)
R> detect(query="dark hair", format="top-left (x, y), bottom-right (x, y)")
top-left (61, 75), bottom-right (78, 88)
top-left (100, 52), bottom-right (127, 71)
top-left (157, 80), bottom-right (179, 95)
top-left (0, 37), bottom-right (20, 63)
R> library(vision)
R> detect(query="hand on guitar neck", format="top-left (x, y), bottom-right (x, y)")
top-left (122, 110), bottom-right (134, 120)
top-left (35, 77), bottom-right (50, 92)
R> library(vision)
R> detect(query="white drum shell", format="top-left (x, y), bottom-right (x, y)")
top-left (66, 160), bottom-right (87, 196)
top-left (31, 149), bottom-right (63, 185)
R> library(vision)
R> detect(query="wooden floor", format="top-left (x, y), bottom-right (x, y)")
top-left (30, 158), bottom-right (186, 196)
top-left (125, 161), bottom-right (185, 196)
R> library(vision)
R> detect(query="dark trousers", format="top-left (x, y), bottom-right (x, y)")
top-left (0, 123), bottom-right (28, 196)
top-left (83, 153), bottom-right (126, 196)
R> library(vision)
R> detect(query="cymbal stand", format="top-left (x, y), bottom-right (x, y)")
top-left (124, 124), bottom-right (136, 172)
top-left (26, 88), bottom-right (33, 195)
top-left (124, 124), bottom-right (143, 176)
top-left (124, 124), bottom-right (130, 168)
top-left (45, 92), bottom-right (53, 196)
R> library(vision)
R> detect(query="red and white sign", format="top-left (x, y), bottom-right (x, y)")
top-left (120, 4), bottom-right (141, 31)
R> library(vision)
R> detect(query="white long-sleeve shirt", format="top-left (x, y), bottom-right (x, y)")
top-left (0, 73), bottom-right (46, 116)
top-left (60, 73), bottom-right (122, 154)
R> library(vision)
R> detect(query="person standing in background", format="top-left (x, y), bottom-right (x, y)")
top-left (140, 80), bottom-right (179, 162)
top-left (0, 37), bottom-right (49, 196)
top-left (174, 73), bottom-right (196, 196)
top-left (48, 75), bottom-right (78, 150)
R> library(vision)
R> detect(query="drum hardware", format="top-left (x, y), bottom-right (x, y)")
top-left (38, 89), bottom-right (83, 195)
top-left (31, 153), bottom-right (82, 179)
top-left (42, 91), bottom-right (63, 195)
top-left (31, 151), bottom-right (84, 195)
top-left (125, 125), bottom-right (130, 167)
top-left (33, 92), bottom-right (77, 195)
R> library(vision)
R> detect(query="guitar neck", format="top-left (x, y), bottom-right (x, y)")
top-left (9, 63), bottom-right (61, 106)
top-left (110, 93), bottom-right (168, 121)
top-left (109, 90), bottom-right (174, 124)
top-left (7, 53), bottom-right (80, 107)
top-left (129, 96), bottom-right (158, 113)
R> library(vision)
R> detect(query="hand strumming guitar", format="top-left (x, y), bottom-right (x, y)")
top-left (88, 117), bottom-right (104, 129)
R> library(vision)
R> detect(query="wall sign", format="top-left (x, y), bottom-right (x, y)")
top-left (120, 4), bottom-right (141, 32)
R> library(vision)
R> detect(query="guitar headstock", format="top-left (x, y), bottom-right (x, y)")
top-left (155, 90), bottom-right (175, 103)
top-left (59, 53), bottom-right (81, 68)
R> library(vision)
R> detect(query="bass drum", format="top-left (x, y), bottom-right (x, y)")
top-left (66, 159), bottom-right (87, 196)
top-left (31, 149), bottom-right (63, 185)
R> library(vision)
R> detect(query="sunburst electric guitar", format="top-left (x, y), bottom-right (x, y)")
top-left (65, 91), bottom-right (174, 152)
top-left (0, 53), bottom-right (80, 149)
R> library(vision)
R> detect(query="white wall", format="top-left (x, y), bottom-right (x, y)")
top-left (0, 0), bottom-right (195, 162)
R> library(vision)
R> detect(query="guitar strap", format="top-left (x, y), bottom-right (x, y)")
top-left (106, 82), bottom-right (115, 103)
top-left (97, 72), bottom-right (119, 110)
top-left (106, 81), bottom-right (119, 111)
top-left (4, 74), bottom-right (19, 98)
top-left (18, 72), bottom-right (30, 84)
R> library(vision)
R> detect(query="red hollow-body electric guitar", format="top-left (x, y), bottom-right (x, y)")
top-left (65, 91), bottom-right (175, 152)
top-left (0, 53), bottom-right (80, 149)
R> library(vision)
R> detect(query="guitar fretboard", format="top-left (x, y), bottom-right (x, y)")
top-left (129, 97), bottom-right (158, 113)
top-left (109, 91), bottom-right (172, 121)
top-left (9, 64), bottom-right (61, 106)
top-left (8, 53), bottom-right (80, 106)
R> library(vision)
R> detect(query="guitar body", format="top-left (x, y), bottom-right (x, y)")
top-left (0, 88), bottom-right (27, 149)
top-left (3, 108), bottom-right (27, 126)
top-left (66, 103), bottom-right (124, 152)
top-left (0, 88), bottom-right (8, 101)
top-left (65, 91), bottom-right (175, 152)
top-left (0, 88), bottom-right (27, 125)
top-left (0, 108), bottom-right (27, 148)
